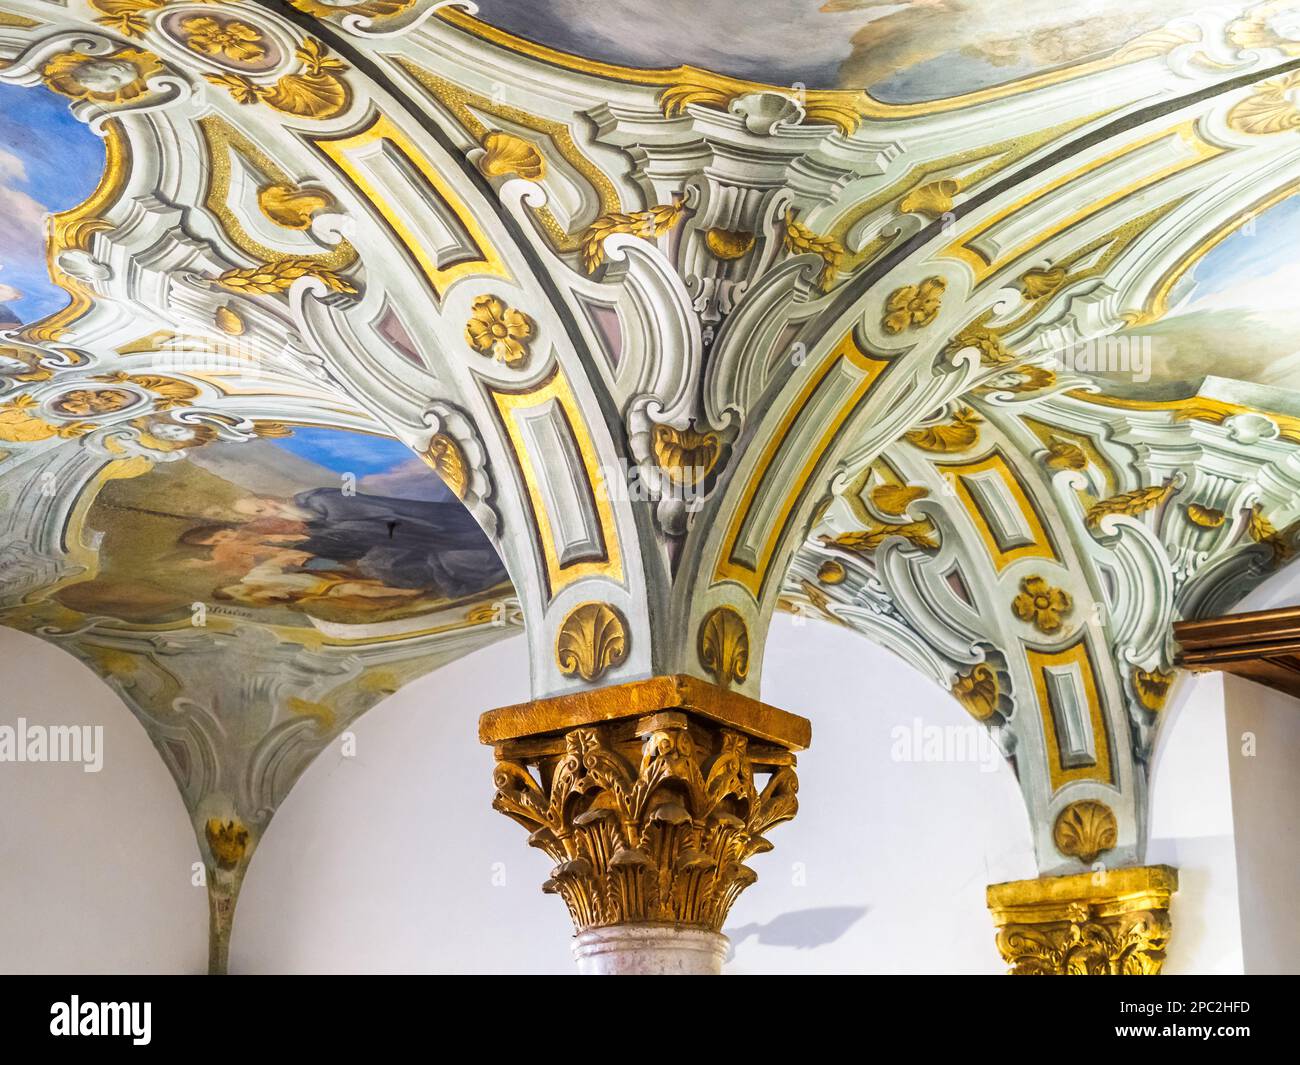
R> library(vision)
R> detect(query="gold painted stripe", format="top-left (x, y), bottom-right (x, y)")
top-left (489, 366), bottom-right (623, 597)
top-left (714, 333), bottom-right (891, 598)
top-left (314, 113), bottom-right (508, 298)
top-left (1027, 640), bottom-right (1113, 793)
top-left (936, 451), bottom-right (1056, 572)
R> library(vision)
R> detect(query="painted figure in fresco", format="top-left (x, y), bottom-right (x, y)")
top-left (178, 489), bottom-right (507, 614)
top-left (229, 489), bottom-right (508, 598)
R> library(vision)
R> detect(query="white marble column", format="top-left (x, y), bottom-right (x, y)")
top-left (572, 925), bottom-right (729, 975)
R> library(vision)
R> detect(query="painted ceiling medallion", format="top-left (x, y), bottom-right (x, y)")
top-left (1052, 800), bottom-right (1118, 863)
top-left (478, 130), bottom-right (546, 181)
top-left (883, 277), bottom-right (946, 334)
top-left (555, 602), bottom-right (629, 683)
top-left (464, 294), bottom-right (534, 368)
top-left (42, 47), bottom-right (164, 105)
top-left (1012, 576), bottom-right (1073, 634)
top-left (180, 16), bottom-right (268, 64)
top-left (698, 606), bottom-right (750, 689)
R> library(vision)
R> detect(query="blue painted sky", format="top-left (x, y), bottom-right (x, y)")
top-left (0, 82), bottom-right (105, 324)
top-left (271, 426), bottom-right (456, 502)
top-left (1179, 194), bottom-right (1300, 312)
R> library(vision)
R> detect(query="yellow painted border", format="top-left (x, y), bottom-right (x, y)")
top-left (936, 451), bottom-right (1056, 572)
top-left (489, 365), bottom-right (624, 597)
top-left (714, 332), bottom-right (891, 598)
top-left (1027, 640), bottom-right (1113, 792)
top-left (314, 113), bottom-right (509, 298)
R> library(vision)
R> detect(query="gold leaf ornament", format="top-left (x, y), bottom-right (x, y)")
top-left (424, 433), bottom-right (468, 499)
top-left (1185, 503), bottom-right (1226, 529)
top-left (952, 664), bottom-right (1000, 721)
top-left (579, 197), bottom-right (686, 273)
top-left (464, 295), bottom-right (534, 368)
top-left (180, 16), bottom-right (267, 63)
top-left (1084, 482), bottom-right (1173, 530)
top-left (704, 227), bottom-right (756, 261)
top-left (215, 257), bottom-right (357, 295)
top-left (257, 183), bottom-right (334, 230)
top-left (883, 276), bottom-right (946, 334)
top-left (205, 818), bottom-right (249, 870)
top-left (43, 47), bottom-right (164, 105)
top-left (651, 423), bottom-right (721, 486)
top-left (205, 38), bottom-right (350, 120)
top-left (870, 482), bottom-right (928, 517)
top-left (1012, 576), bottom-right (1073, 634)
top-left (555, 603), bottom-right (629, 683)
top-left (782, 210), bottom-right (844, 291)
top-left (903, 407), bottom-right (982, 452)
top-left (479, 131), bottom-right (546, 180)
top-left (1133, 668), bottom-right (1175, 711)
top-left (899, 178), bottom-right (958, 218)
top-left (698, 606), bottom-right (750, 688)
top-left (1052, 800), bottom-right (1118, 863)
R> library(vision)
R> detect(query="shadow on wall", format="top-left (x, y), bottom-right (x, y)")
top-left (726, 906), bottom-right (868, 957)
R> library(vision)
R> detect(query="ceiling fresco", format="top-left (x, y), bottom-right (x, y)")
top-left (470, 0), bottom-right (1212, 99)
top-left (0, 0), bottom-right (1299, 971)
top-left (0, 81), bottom-right (104, 325)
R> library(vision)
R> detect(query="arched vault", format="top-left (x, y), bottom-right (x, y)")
top-left (2, 0), bottom-right (1299, 972)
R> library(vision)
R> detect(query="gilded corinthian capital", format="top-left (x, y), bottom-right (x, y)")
top-left (480, 675), bottom-right (809, 936)
top-left (987, 865), bottom-right (1178, 975)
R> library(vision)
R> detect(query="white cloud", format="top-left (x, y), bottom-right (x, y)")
top-left (0, 149), bottom-right (49, 272)
top-left (0, 281), bottom-right (22, 303)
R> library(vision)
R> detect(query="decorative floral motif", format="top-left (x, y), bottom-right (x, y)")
top-left (1044, 437), bottom-right (1088, 470)
top-left (1012, 575), bottom-right (1073, 634)
top-left (464, 295), bottom-right (534, 368)
top-left (1084, 482), bottom-right (1173, 530)
top-left (43, 47), bottom-right (164, 105)
top-left (206, 39), bottom-right (350, 120)
top-left (1226, 70), bottom-right (1300, 135)
top-left (883, 276), bottom-right (946, 334)
top-left (181, 16), bottom-right (267, 63)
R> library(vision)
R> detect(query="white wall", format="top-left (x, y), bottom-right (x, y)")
top-left (1148, 672), bottom-right (1243, 974)
top-left (235, 618), bottom-right (1037, 974)
top-left (1223, 674), bottom-right (1300, 975)
top-left (0, 618), bottom-right (1261, 974)
top-left (0, 627), bottom-right (207, 974)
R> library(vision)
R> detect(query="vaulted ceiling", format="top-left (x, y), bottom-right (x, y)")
top-left (2, 0), bottom-right (1298, 969)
